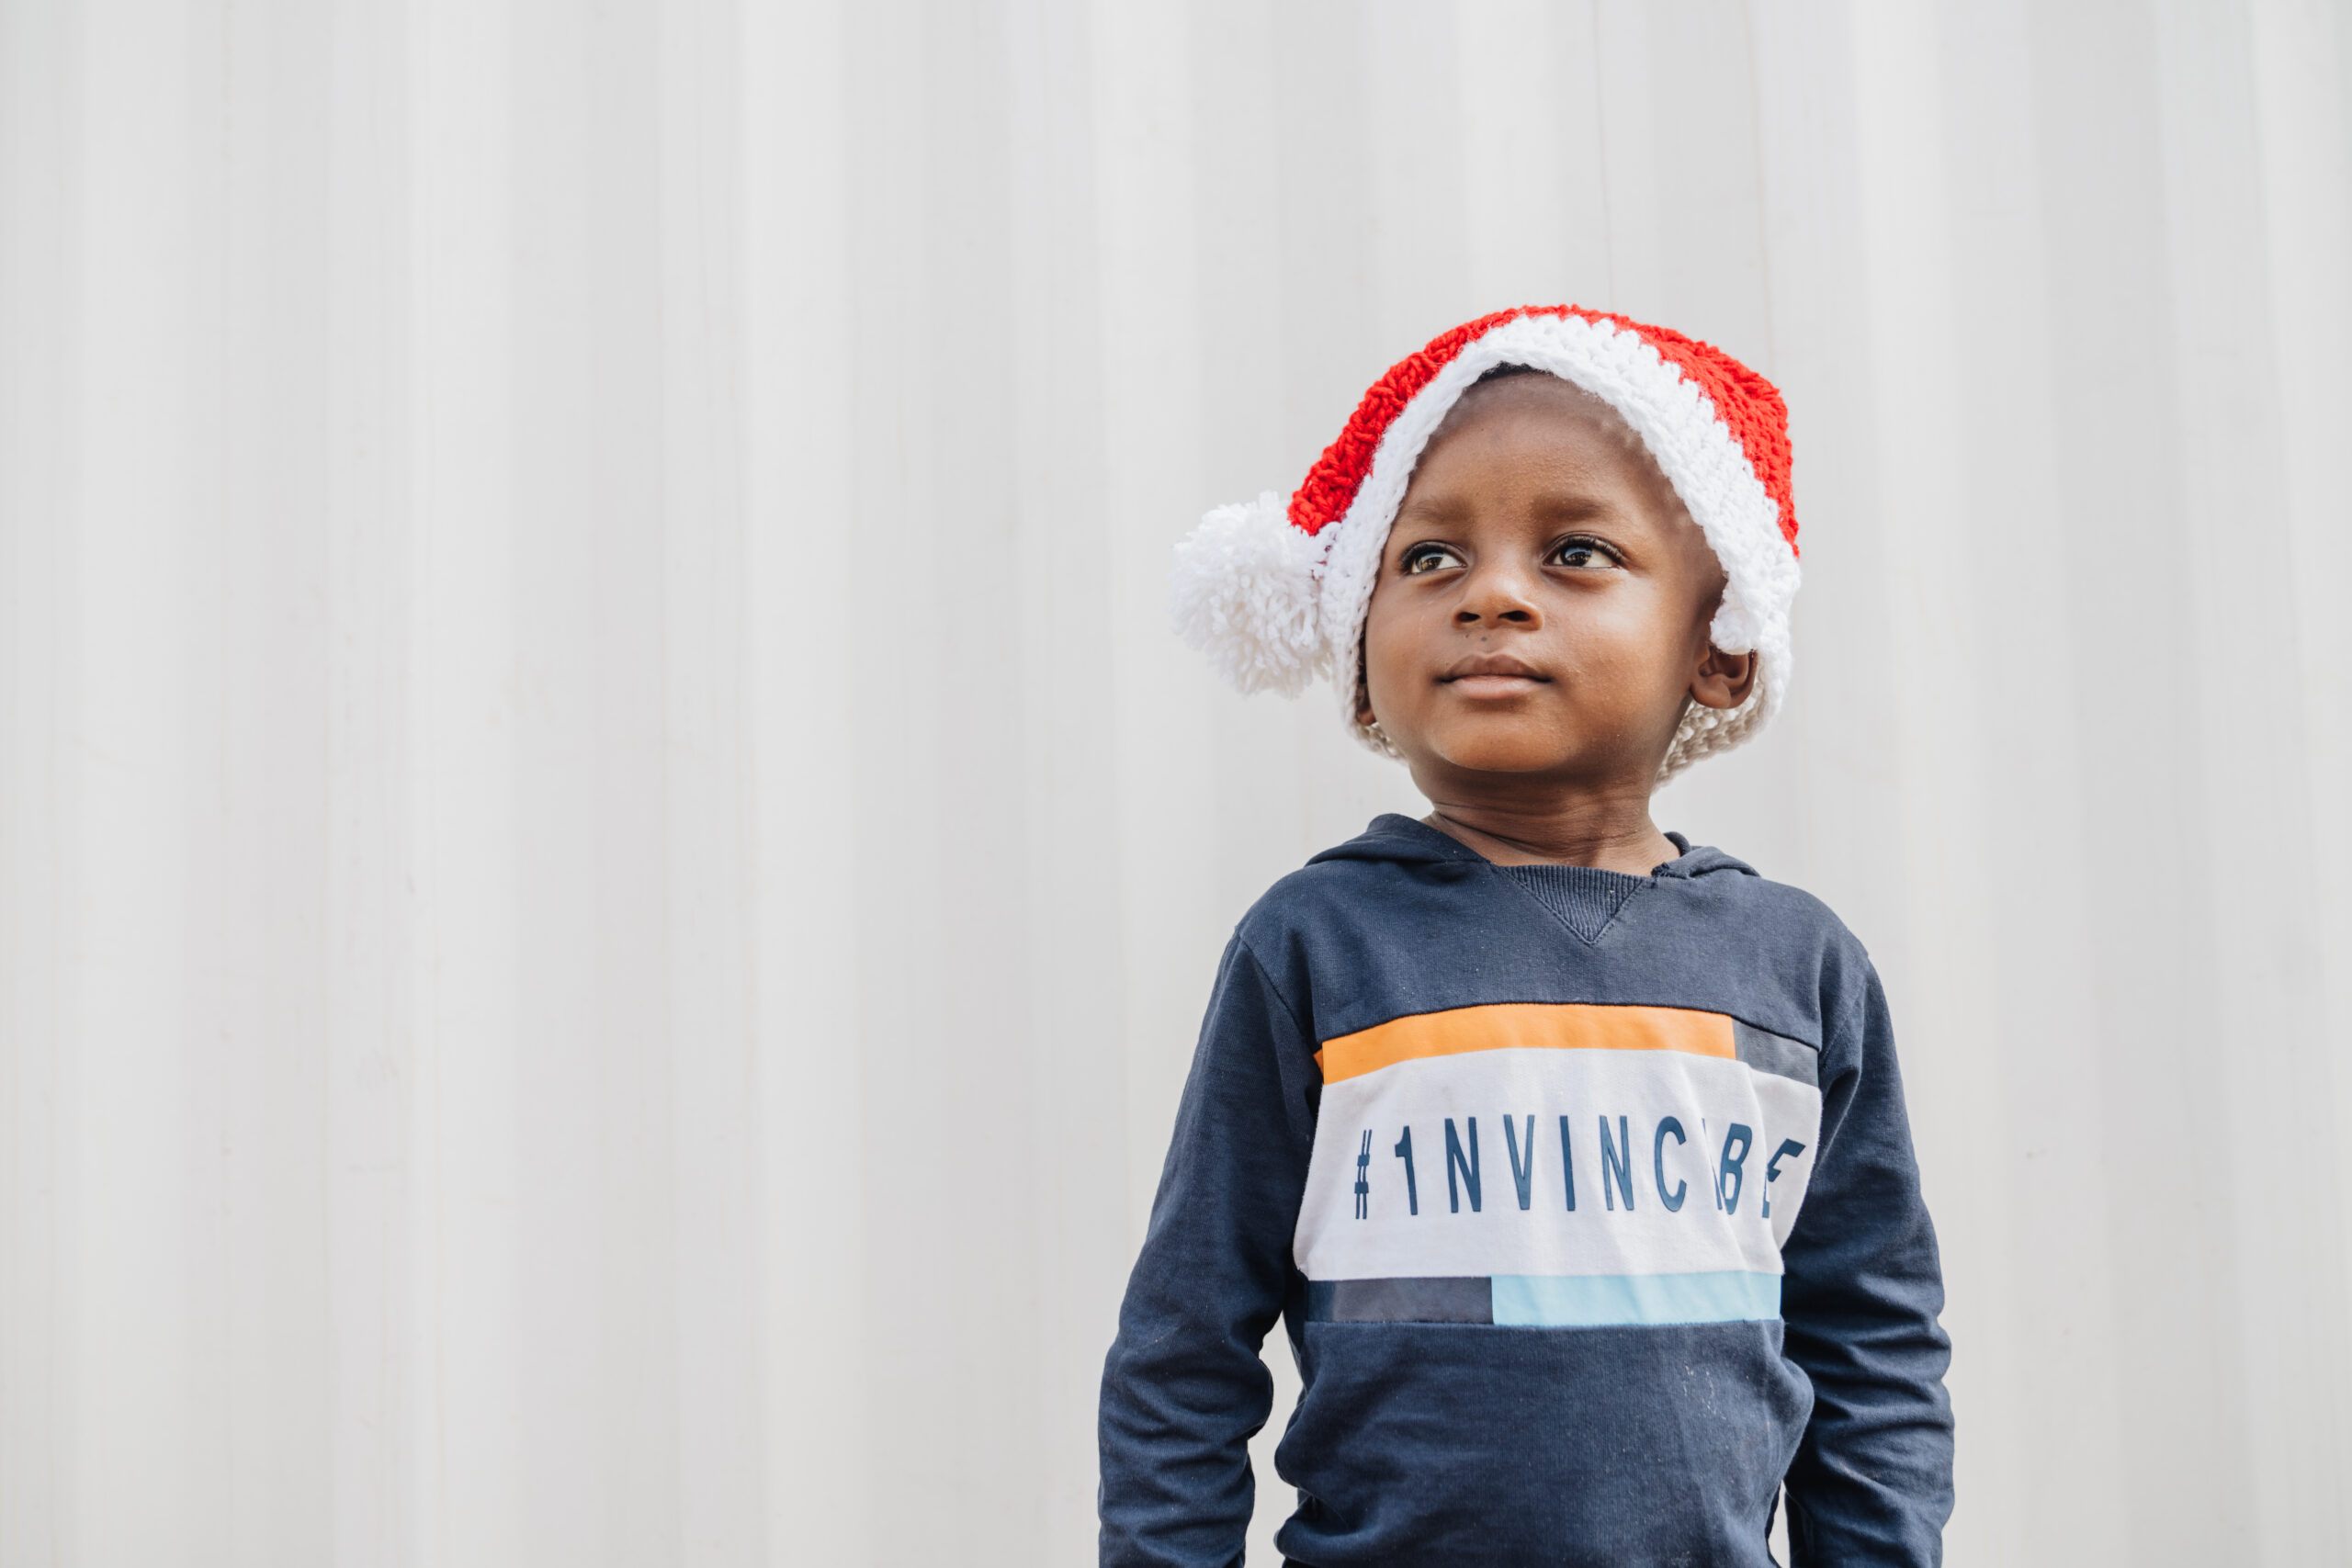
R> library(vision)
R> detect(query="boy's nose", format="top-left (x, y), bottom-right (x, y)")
top-left (1454, 563), bottom-right (1543, 627)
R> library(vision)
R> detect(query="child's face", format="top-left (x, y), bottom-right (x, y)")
top-left (1357, 375), bottom-right (1756, 791)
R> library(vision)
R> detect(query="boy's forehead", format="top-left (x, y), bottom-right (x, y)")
top-left (1419, 369), bottom-right (1685, 513)
top-left (1439, 367), bottom-right (1639, 441)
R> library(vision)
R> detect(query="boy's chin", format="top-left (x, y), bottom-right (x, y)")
top-left (1415, 721), bottom-right (1600, 778)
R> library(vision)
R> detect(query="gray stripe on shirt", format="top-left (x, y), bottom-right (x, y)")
top-left (1307, 1277), bottom-right (1494, 1324)
top-left (1734, 1019), bottom-right (1819, 1087)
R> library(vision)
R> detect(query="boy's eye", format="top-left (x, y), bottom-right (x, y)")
top-left (1548, 536), bottom-right (1622, 570)
top-left (1400, 543), bottom-right (1465, 576)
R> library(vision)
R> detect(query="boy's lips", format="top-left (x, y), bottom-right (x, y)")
top-left (1440, 653), bottom-right (1549, 697)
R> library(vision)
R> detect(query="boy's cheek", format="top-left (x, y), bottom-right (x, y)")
top-left (1359, 621), bottom-right (1429, 714)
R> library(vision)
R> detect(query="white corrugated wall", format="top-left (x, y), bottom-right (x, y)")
top-left (3, 1), bottom-right (2348, 1562)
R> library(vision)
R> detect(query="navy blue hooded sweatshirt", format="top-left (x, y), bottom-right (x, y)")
top-left (1099, 816), bottom-right (1952, 1566)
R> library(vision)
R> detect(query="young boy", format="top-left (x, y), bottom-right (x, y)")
top-left (1101, 307), bottom-right (1953, 1566)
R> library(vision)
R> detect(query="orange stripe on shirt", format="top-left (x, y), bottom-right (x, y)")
top-left (1316, 1003), bottom-right (1736, 1085)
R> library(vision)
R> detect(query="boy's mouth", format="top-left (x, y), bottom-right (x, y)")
top-left (1440, 653), bottom-right (1549, 696)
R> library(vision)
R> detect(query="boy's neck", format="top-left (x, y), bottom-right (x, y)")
top-left (1419, 789), bottom-right (1679, 875)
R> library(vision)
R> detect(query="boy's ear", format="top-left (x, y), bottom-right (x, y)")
top-left (1352, 642), bottom-right (1379, 728)
top-left (1690, 646), bottom-right (1758, 711)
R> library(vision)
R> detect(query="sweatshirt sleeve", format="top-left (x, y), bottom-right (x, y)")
top-left (1780, 961), bottom-right (1956, 1566)
top-left (1099, 934), bottom-right (1320, 1568)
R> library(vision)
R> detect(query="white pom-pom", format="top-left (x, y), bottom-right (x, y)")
top-left (1170, 491), bottom-right (1327, 696)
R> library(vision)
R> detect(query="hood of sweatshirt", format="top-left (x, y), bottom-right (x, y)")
top-left (1306, 812), bottom-right (1758, 883)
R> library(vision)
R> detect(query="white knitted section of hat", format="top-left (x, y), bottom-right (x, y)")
top-left (1168, 490), bottom-right (1329, 696)
top-left (1311, 312), bottom-right (1799, 781)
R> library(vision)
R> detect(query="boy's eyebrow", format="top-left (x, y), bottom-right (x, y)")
top-left (1392, 487), bottom-right (1634, 530)
top-left (1387, 496), bottom-right (1475, 530)
top-left (1522, 491), bottom-right (1625, 524)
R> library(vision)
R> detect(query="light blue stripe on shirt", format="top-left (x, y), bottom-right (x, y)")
top-left (1489, 1270), bottom-right (1781, 1326)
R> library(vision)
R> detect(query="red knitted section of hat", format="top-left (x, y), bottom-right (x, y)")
top-left (1285, 305), bottom-right (1798, 556)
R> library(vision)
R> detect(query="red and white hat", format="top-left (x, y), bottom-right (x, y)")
top-left (1170, 305), bottom-right (1802, 781)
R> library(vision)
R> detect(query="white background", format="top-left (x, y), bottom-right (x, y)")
top-left (4, 1), bottom-right (2349, 1564)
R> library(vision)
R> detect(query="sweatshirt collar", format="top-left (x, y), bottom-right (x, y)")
top-left (1307, 814), bottom-right (1755, 881)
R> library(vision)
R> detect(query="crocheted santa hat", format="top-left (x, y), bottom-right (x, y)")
top-left (1170, 305), bottom-right (1802, 781)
